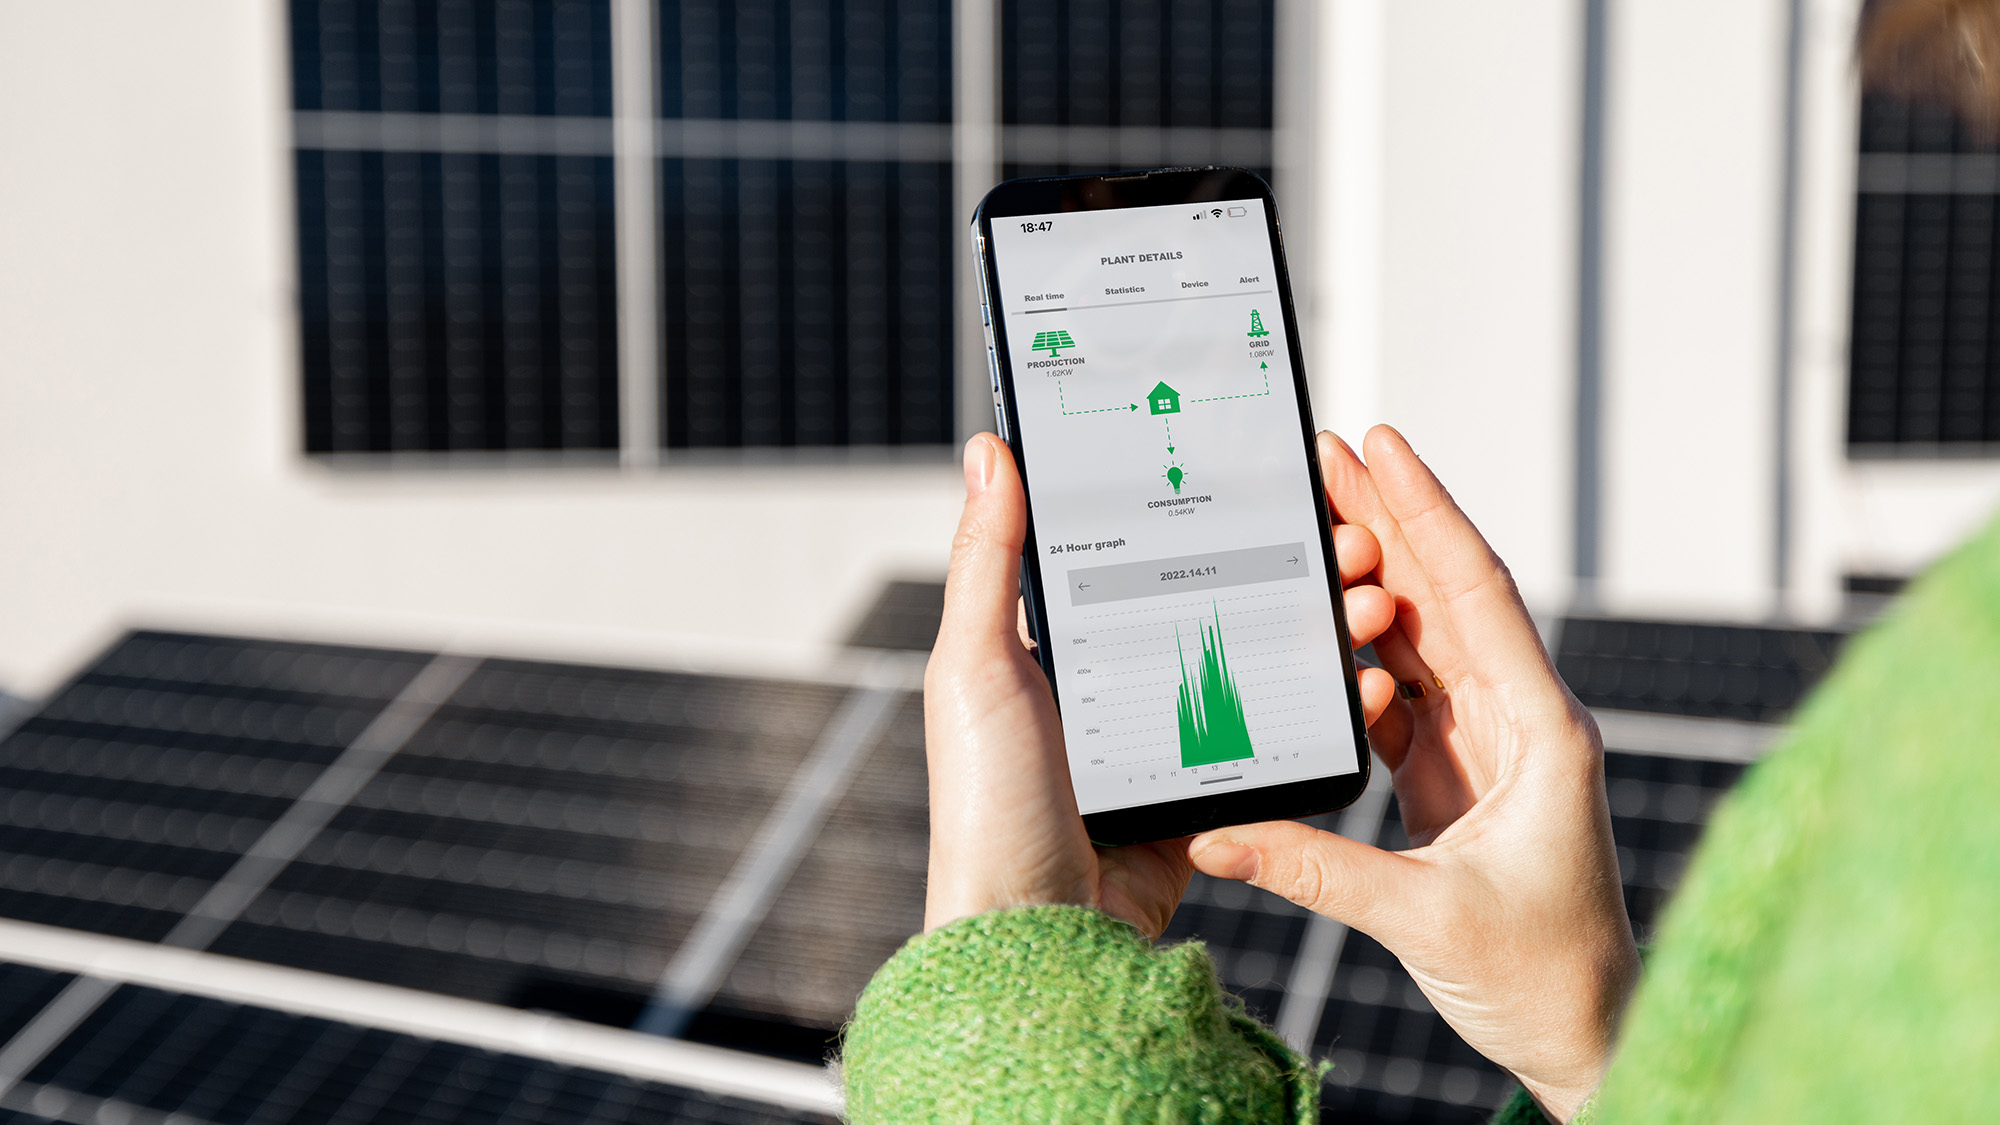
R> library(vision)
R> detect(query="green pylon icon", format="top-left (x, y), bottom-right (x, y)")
top-left (1247, 309), bottom-right (1270, 338)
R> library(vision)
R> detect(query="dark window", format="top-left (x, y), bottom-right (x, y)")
top-left (656, 2), bottom-right (956, 449)
top-left (296, 150), bottom-right (621, 452)
top-left (1849, 92), bottom-right (2000, 450)
top-left (661, 158), bottom-right (954, 447)
top-left (658, 0), bottom-right (951, 123)
top-left (289, 0), bottom-right (615, 116)
top-left (1000, 0), bottom-right (1276, 188)
top-left (287, 0), bottom-right (1281, 456)
top-left (291, 0), bottom-right (620, 454)
top-left (1002, 0), bottom-right (1275, 130)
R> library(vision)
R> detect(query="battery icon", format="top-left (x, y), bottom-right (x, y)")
top-left (1226, 206), bottom-right (1247, 217)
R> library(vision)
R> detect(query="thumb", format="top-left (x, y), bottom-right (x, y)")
top-left (937, 434), bottom-right (1029, 651)
top-left (1190, 820), bottom-right (1423, 946)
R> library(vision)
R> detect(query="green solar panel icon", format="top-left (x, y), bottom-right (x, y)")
top-left (1031, 330), bottom-right (1076, 357)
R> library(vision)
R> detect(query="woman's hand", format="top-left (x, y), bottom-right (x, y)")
top-left (1190, 426), bottom-right (1638, 1122)
top-left (922, 433), bottom-right (1400, 939)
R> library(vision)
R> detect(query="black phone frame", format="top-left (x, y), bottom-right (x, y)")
top-left (971, 166), bottom-right (1372, 847)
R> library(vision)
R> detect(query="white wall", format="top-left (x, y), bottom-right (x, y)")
top-left (8, 0), bottom-right (2000, 701)
top-left (1790, 0), bottom-right (2000, 601)
top-left (1785, 0), bottom-right (1865, 622)
top-left (1314, 0), bottom-right (2000, 624)
top-left (1593, 0), bottom-right (2000, 620)
top-left (1842, 461), bottom-right (2000, 577)
top-left (1311, 0), bottom-right (1580, 613)
top-left (1598, 0), bottom-right (1791, 619)
top-left (1378, 0), bottom-right (1581, 612)
top-left (0, 1), bottom-right (964, 699)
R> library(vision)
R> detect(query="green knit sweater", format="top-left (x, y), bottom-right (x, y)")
top-left (844, 905), bottom-right (1322, 1122)
top-left (845, 519), bottom-right (2000, 1122)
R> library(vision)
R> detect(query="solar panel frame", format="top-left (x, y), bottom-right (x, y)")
top-left (0, 618), bottom-right (1819, 1123)
top-left (5, 973), bottom-right (832, 1125)
top-left (0, 634), bottom-right (435, 944)
top-left (207, 659), bottom-right (852, 1020)
top-left (703, 696), bottom-right (927, 1045)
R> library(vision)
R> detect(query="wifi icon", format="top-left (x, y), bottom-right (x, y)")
top-left (1210, 208), bottom-right (1224, 219)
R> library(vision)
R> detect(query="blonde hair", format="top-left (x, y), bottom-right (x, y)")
top-left (1861, 0), bottom-right (2000, 136)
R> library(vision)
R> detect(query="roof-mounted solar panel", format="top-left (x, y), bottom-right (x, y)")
top-left (0, 633), bottom-right (434, 943)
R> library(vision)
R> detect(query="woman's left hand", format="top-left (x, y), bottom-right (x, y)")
top-left (922, 432), bottom-right (1399, 938)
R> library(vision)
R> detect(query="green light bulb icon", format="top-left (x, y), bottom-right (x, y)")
top-left (1166, 465), bottom-right (1186, 495)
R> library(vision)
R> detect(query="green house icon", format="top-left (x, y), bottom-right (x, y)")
top-left (1147, 382), bottom-right (1182, 415)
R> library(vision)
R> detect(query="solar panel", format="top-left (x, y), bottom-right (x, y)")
top-left (0, 631), bottom-right (899, 1121)
top-left (293, 148), bottom-right (623, 454)
top-left (1299, 749), bottom-right (1749, 1123)
top-left (0, 971), bottom-right (831, 1125)
top-left (659, 157), bottom-right (956, 448)
top-left (654, 3), bottom-right (959, 449)
top-left (1002, 0), bottom-right (1277, 129)
top-left (0, 634), bottom-right (434, 943)
top-left (0, 634), bottom-right (912, 1058)
top-left (0, 614), bottom-right (1832, 1123)
top-left (0, 964), bottom-right (73, 1046)
top-left (842, 580), bottom-right (947, 653)
top-left (697, 697), bottom-right (927, 1057)
top-left (288, 0), bottom-right (615, 117)
top-left (999, 0), bottom-right (1277, 183)
top-left (1850, 91), bottom-right (2000, 448)
top-left (203, 657), bottom-right (850, 1023)
top-left (1555, 616), bottom-right (1845, 723)
top-left (290, 0), bottom-right (621, 455)
top-left (0, 695), bottom-right (34, 746)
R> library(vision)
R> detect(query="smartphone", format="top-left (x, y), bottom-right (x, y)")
top-left (971, 167), bottom-right (1371, 846)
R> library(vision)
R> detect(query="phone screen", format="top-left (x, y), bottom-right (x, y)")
top-left (989, 198), bottom-right (1362, 816)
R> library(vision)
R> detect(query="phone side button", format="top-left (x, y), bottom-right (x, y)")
top-left (986, 347), bottom-right (1008, 438)
top-left (981, 302), bottom-right (990, 326)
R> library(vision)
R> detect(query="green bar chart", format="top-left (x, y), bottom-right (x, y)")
top-left (1175, 604), bottom-right (1256, 766)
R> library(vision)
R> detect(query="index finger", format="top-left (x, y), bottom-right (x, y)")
top-left (1359, 425), bottom-right (1552, 680)
top-left (1317, 429), bottom-right (1539, 688)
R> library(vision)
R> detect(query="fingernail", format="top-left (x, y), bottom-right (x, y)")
top-left (1193, 841), bottom-right (1259, 883)
top-left (963, 435), bottom-right (995, 495)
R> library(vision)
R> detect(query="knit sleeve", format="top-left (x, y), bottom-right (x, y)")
top-left (841, 904), bottom-right (1322, 1124)
top-left (1491, 1086), bottom-right (1597, 1124)
top-left (1587, 518), bottom-right (2000, 1121)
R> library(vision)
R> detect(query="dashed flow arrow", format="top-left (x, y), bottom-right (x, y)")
top-left (1056, 361), bottom-right (1267, 416)
top-left (1189, 361), bottom-right (1272, 405)
top-left (1164, 417), bottom-right (1175, 453)
top-left (1188, 362), bottom-right (1272, 404)
top-left (1056, 376), bottom-right (1139, 416)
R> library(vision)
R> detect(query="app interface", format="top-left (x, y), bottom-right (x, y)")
top-left (989, 198), bottom-right (1360, 815)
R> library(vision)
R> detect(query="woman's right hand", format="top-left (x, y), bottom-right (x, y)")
top-left (1190, 426), bottom-right (1639, 1123)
